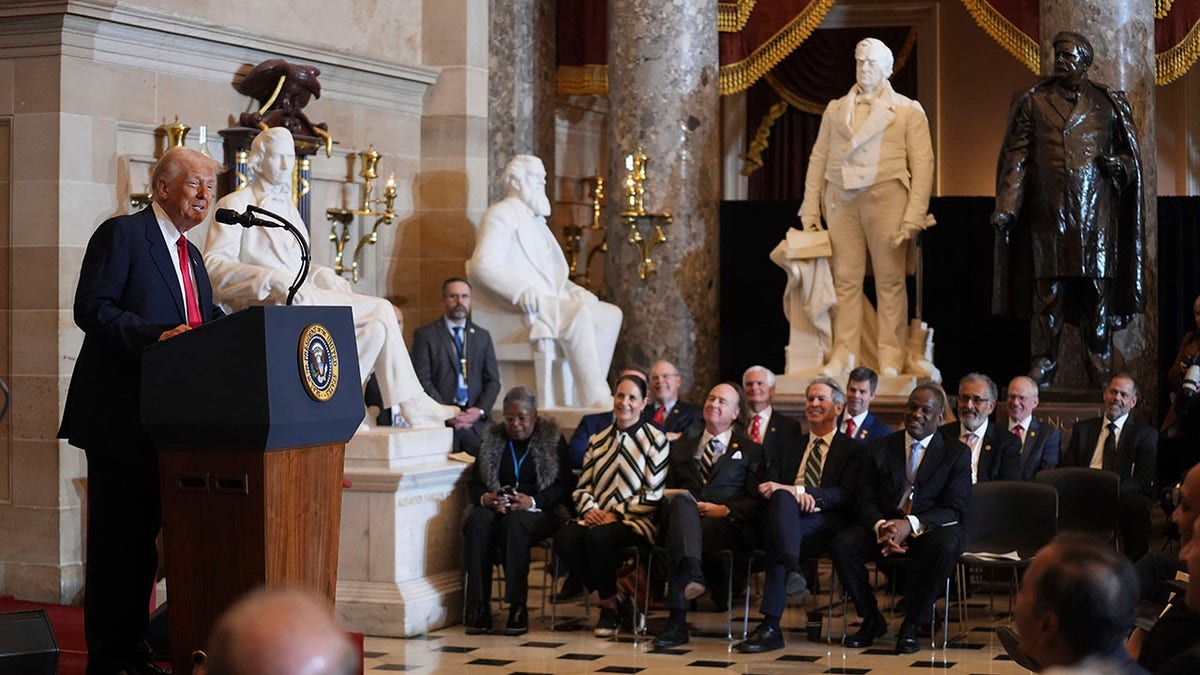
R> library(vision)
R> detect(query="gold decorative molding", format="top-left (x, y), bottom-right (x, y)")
top-left (740, 100), bottom-right (788, 176)
top-left (958, 0), bottom-right (1038, 74)
top-left (718, 0), bottom-right (756, 32)
top-left (1157, 0), bottom-right (1176, 20)
top-left (1158, 14), bottom-right (1200, 85)
top-left (718, 0), bottom-right (837, 95)
top-left (557, 64), bottom-right (609, 96)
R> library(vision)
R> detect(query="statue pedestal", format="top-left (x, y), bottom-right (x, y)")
top-left (776, 372), bottom-right (918, 398)
top-left (335, 426), bottom-right (469, 637)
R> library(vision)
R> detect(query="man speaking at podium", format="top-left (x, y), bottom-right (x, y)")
top-left (59, 146), bottom-right (225, 675)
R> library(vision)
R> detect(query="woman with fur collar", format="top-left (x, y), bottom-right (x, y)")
top-left (463, 386), bottom-right (572, 636)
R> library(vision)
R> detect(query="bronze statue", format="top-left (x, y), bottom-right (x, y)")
top-left (991, 31), bottom-right (1144, 388)
top-left (236, 59), bottom-right (332, 155)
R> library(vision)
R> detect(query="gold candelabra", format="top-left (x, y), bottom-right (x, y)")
top-left (325, 146), bottom-right (398, 282)
top-left (129, 116), bottom-right (195, 211)
top-left (560, 177), bottom-right (609, 290)
top-left (619, 148), bottom-right (671, 280)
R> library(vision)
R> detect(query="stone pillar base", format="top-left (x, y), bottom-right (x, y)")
top-left (336, 426), bottom-right (469, 637)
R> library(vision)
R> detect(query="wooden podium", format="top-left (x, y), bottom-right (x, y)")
top-left (141, 306), bottom-right (362, 674)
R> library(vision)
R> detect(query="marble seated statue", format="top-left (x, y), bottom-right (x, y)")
top-left (467, 155), bottom-right (622, 409)
top-left (201, 126), bottom-right (455, 427)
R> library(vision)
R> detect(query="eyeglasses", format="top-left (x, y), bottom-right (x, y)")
top-left (650, 373), bottom-right (680, 381)
top-left (959, 395), bottom-right (991, 406)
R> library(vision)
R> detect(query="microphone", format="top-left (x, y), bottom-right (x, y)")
top-left (215, 207), bottom-right (272, 228)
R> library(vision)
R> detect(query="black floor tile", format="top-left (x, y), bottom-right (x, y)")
top-left (435, 645), bottom-right (477, 653)
top-left (597, 667), bottom-right (643, 674)
top-left (468, 658), bottom-right (515, 666)
top-left (558, 653), bottom-right (604, 661)
top-left (688, 661), bottom-right (736, 668)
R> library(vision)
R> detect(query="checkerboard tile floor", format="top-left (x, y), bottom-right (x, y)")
top-left (361, 562), bottom-right (1032, 674)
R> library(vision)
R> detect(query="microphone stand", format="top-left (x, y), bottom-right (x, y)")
top-left (243, 204), bottom-right (310, 306)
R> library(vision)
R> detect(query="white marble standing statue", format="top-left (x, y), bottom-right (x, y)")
top-left (201, 127), bottom-right (455, 427)
top-left (467, 155), bottom-right (622, 409)
top-left (798, 37), bottom-right (936, 379)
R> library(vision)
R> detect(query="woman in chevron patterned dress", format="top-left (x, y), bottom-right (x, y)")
top-left (554, 374), bottom-right (671, 637)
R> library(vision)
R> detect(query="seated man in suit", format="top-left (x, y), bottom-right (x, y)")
top-left (1062, 373), bottom-right (1157, 561)
top-left (830, 383), bottom-right (971, 654)
top-left (939, 372), bottom-right (1021, 484)
top-left (410, 277), bottom-right (501, 455)
top-left (841, 367), bottom-right (895, 441)
top-left (652, 383), bottom-right (764, 648)
top-left (643, 359), bottom-right (704, 440)
top-left (742, 365), bottom-right (804, 452)
top-left (1005, 375), bottom-right (1061, 480)
top-left (737, 376), bottom-right (866, 653)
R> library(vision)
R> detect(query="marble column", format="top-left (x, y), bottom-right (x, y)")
top-left (488, 0), bottom-right (557, 204)
top-left (1039, 1), bottom-right (1158, 407)
top-left (605, 0), bottom-right (721, 400)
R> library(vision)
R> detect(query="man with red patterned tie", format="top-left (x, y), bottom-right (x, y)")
top-left (60, 147), bottom-right (225, 674)
top-left (643, 359), bottom-right (703, 441)
top-left (743, 365), bottom-right (804, 458)
top-left (841, 367), bottom-right (895, 442)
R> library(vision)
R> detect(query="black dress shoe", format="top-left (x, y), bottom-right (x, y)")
top-left (504, 604), bottom-right (529, 636)
top-left (843, 610), bottom-right (887, 648)
top-left (465, 602), bottom-right (492, 635)
top-left (616, 596), bottom-right (644, 634)
top-left (735, 623), bottom-right (785, 653)
top-left (557, 574), bottom-right (584, 601)
top-left (652, 622), bottom-right (690, 648)
top-left (895, 619), bottom-right (920, 654)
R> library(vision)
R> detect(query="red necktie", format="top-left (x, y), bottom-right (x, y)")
top-left (844, 418), bottom-right (856, 437)
top-left (749, 414), bottom-right (763, 443)
top-left (176, 236), bottom-right (202, 327)
top-left (653, 405), bottom-right (666, 426)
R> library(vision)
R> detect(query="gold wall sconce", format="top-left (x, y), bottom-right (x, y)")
top-left (619, 149), bottom-right (671, 280)
top-left (325, 146), bottom-right (397, 282)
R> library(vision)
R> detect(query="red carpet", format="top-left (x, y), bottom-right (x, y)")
top-left (0, 594), bottom-right (87, 674)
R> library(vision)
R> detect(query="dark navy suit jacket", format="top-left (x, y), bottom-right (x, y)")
top-left (840, 411), bottom-right (894, 443)
top-left (411, 318), bottom-right (501, 413)
top-left (667, 431), bottom-right (764, 523)
top-left (938, 420), bottom-right (1022, 483)
top-left (58, 207), bottom-right (223, 458)
top-left (567, 411), bottom-right (614, 468)
top-left (763, 431), bottom-right (865, 514)
top-left (861, 430), bottom-right (971, 530)
top-left (1015, 417), bottom-right (1061, 481)
top-left (643, 400), bottom-right (703, 438)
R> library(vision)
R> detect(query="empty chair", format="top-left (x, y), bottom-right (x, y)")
top-left (1035, 467), bottom-right (1119, 543)
top-left (959, 480), bottom-right (1059, 618)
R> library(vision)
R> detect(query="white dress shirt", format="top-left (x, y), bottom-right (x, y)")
top-left (960, 418), bottom-right (989, 485)
top-left (1008, 415), bottom-right (1032, 449)
top-left (152, 203), bottom-right (197, 305)
top-left (1090, 413), bottom-right (1128, 469)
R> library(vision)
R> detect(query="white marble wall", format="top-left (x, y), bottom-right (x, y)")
top-left (0, 0), bottom-right (474, 604)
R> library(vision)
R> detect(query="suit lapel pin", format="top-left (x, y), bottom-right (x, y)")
top-left (731, 442), bottom-right (739, 449)
top-left (984, 444), bottom-right (992, 452)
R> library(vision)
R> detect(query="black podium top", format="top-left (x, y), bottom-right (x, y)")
top-left (141, 305), bottom-right (363, 451)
